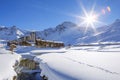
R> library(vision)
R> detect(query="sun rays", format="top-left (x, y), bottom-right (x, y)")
top-left (75, 2), bottom-right (100, 34)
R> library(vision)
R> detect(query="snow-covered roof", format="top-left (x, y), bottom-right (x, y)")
top-left (36, 39), bottom-right (64, 44)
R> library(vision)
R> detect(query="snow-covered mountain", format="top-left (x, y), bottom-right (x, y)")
top-left (81, 19), bottom-right (120, 43)
top-left (36, 21), bottom-right (95, 45)
top-left (36, 19), bottom-right (120, 45)
top-left (0, 26), bottom-right (25, 40)
top-left (0, 19), bottom-right (120, 45)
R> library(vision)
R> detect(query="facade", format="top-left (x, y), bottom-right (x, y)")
top-left (17, 32), bottom-right (36, 42)
top-left (18, 36), bottom-right (31, 41)
top-left (30, 32), bottom-right (36, 42)
top-left (35, 39), bottom-right (64, 48)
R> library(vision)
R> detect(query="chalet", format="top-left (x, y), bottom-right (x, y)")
top-left (18, 36), bottom-right (31, 42)
top-left (14, 32), bottom-right (36, 46)
top-left (35, 39), bottom-right (64, 48)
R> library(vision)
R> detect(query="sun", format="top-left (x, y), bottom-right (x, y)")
top-left (84, 14), bottom-right (97, 24)
top-left (74, 3), bottom-right (101, 34)
top-left (77, 11), bottom-right (99, 34)
top-left (82, 13), bottom-right (98, 26)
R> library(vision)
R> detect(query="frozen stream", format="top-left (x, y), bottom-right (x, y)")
top-left (14, 54), bottom-right (42, 80)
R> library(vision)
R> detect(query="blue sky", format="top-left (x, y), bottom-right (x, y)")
top-left (0, 0), bottom-right (120, 30)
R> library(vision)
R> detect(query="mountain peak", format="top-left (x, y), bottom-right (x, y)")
top-left (62, 21), bottom-right (76, 25)
top-left (115, 19), bottom-right (120, 23)
top-left (55, 21), bottom-right (77, 30)
top-left (0, 19), bottom-right (120, 44)
top-left (110, 19), bottom-right (120, 29)
top-left (60, 21), bottom-right (77, 27)
top-left (0, 26), bottom-right (25, 40)
top-left (10, 26), bottom-right (17, 30)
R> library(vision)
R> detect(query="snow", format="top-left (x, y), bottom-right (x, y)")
top-left (36, 39), bottom-right (64, 43)
top-left (31, 45), bottom-right (120, 80)
top-left (0, 19), bottom-right (120, 45)
top-left (0, 26), bottom-right (25, 40)
top-left (35, 21), bottom-right (94, 45)
top-left (0, 19), bottom-right (120, 80)
top-left (36, 19), bottom-right (120, 45)
top-left (0, 48), bottom-right (21, 80)
top-left (7, 42), bottom-right (119, 80)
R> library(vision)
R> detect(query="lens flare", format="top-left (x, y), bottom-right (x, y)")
top-left (101, 6), bottom-right (111, 15)
top-left (106, 6), bottom-right (111, 12)
top-left (102, 9), bottom-right (106, 14)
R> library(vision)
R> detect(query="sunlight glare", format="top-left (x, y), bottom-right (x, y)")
top-left (77, 4), bottom-right (99, 34)
top-left (83, 13), bottom-right (98, 25)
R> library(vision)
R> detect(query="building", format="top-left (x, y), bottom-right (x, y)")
top-left (8, 32), bottom-right (65, 48)
top-left (35, 39), bottom-right (64, 48)
top-left (30, 32), bottom-right (36, 42)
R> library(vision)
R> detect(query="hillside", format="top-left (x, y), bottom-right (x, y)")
top-left (0, 19), bottom-right (120, 45)
top-left (36, 21), bottom-right (95, 45)
top-left (81, 19), bottom-right (120, 43)
top-left (0, 26), bottom-right (25, 40)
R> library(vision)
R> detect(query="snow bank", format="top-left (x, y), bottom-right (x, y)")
top-left (0, 48), bottom-right (21, 80)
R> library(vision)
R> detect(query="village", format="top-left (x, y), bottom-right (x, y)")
top-left (7, 32), bottom-right (64, 51)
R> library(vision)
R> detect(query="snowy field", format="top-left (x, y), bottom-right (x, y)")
top-left (0, 48), bottom-right (21, 80)
top-left (32, 46), bottom-right (120, 80)
top-left (0, 43), bottom-right (120, 80)
top-left (15, 44), bottom-right (120, 80)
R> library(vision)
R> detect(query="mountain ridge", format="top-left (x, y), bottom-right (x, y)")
top-left (0, 19), bottom-right (120, 45)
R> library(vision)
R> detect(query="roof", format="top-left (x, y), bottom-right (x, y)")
top-left (36, 39), bottom-right (64, 44)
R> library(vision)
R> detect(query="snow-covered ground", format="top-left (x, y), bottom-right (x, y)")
top-left (31, 45), bottom-right (120, 80)
top-left (0, 48), bottom-right (21, 80)
top-left (1, 44), bottom-right (120, 80)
